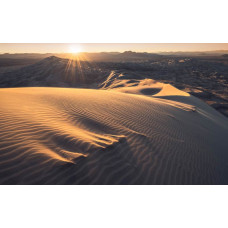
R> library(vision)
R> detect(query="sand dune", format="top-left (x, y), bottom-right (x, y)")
top-left (0, 86), bottom-right (228, 184)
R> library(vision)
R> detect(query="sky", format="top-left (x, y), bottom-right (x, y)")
top-left (0, 43), bottom-right (228, 53)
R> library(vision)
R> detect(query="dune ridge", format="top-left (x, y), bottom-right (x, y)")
top-left (0, 86), bottom-right (228, 184)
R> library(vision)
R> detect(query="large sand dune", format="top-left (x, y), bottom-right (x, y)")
top-left (0, 86), bottom-right (228, 184)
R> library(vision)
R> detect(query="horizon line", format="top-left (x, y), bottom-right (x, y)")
top-left (1, 49), bottom-right (228, 54)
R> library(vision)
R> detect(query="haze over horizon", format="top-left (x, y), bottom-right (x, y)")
top-left (1, 43), bottom-right (228, 54)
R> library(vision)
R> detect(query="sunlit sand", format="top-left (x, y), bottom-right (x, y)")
top-left (0, 84), bottom-right (228, 184)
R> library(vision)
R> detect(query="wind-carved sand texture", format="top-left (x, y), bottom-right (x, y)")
top-left (0, 85), bottom-right (228, 184)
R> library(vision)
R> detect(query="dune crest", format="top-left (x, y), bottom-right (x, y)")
top-left (0, 87), bottom-right (228, 184)
top-left (153, 84), bottom-right (190, 97)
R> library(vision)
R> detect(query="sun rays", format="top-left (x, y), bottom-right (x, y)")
top-left (64, 52), bottom-right (91, 85)
top-left (68, 44), bottom-right (83, 55)
top-left (63, 44), bottom-right (102, 86)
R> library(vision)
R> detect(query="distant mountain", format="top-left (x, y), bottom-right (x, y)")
top-left (0, 56), bottom-right (109, 88)
top-left (0, 53), bottom-right (53, 59)
top-left (1, 50), bottom-right (228, 61)
top-left (119, 51), bottom-right (158, 57)
top-left (159, 50), bottom-right (228, 56)
top-left (0, 51), bottom-right (162, 62)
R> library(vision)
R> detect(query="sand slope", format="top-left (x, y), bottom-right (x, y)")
top-left (0, 86), bottom-right (228, 184)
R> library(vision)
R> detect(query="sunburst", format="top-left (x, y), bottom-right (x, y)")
top-left (68, 44), bottom-right (82, 54)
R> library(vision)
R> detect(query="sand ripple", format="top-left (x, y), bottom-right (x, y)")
top-left (0, 87), bottom-right (228, 184)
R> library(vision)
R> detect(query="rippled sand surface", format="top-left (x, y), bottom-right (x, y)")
top-left (0, 86), bottom-right (228, 184)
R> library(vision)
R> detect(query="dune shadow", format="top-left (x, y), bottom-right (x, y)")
top-left (140, 88), bottom-right (161, 95)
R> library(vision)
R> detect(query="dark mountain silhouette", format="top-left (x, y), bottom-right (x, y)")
top-left (0, 56), bottom-right (109, 88)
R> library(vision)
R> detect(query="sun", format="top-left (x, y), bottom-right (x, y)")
top-left (68, 45), bottom-right (82, 54)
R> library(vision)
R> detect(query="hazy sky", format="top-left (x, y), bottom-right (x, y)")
top-left (0, 43), bottom-right (228, 53)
